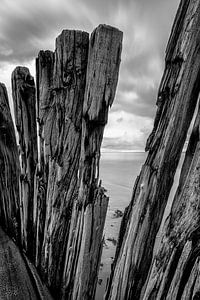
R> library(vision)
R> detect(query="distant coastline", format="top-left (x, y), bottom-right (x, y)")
top-left (101, 148), bottom-right (145, 153)
top-left (101, 148), bottom-right (187, 153)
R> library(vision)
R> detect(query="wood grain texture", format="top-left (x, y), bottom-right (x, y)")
top-left (34, 50), bottom-right (54, 268)
top-left (0, 83), bottom-right (20, 242)
top-left (141, 102), bottom-right (200, 299)
top-left (38, 30), bottom-right (89, 295)
top-left (7, 25), bottom-right (122, 299)
top-left (62, 24), bottom-right (122, 300)
top-left (105, 1), bottom-right (200, 299)
top-left (0, 82), bottom-right (53, 298)
top-left (12, 67), bottom-right (38, 256)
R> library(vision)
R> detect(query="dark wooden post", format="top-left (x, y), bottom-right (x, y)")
top-left (105, 0), bottom-right (200, 299)
top-left (0, 83), bottom-right (21, 242)
top-left (34, 50), bottom-right (54, 268)
top-left (12, 67), bottom-right (38, 257)
top-left (142, 104), bottom-right (200, 299)
top-left (10, 25), bottom-right (122, 299)
top-left (38, 30), bottom-right (89, 294)
top-left (62, 24), bottom-right (122, 300)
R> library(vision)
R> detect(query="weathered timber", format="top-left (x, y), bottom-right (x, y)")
top-left (105, 0), bottom-right (200, 299)
top-left (0, 82), bottom-right (54, 298)
top-left (0, 83), bottom-right (20, 242)
top-left (7, 24), bottom-right (122, 299)
top-left (39, 30), bottom-right (89, 294)
top-left (34, 50), bottom-right (54, 268)
top-left (12, 67), bottom-right (38, 257)
top-left (141, 102), bottom-right (200, 299)
top-left (62, 25), bottom-right (122, 300)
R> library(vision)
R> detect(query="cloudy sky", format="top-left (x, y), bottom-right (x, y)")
top-left (0, 0), bottom-right (179, 151)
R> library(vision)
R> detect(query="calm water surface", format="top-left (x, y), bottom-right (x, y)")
top-left (95, 152), bottom-right (146, 299)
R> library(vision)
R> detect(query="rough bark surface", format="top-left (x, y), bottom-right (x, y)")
top-left (3, 24), bottom-right (122, 300)
top-left (61, 25), bottom-right (122, 300)
top-left (0, 83), bottom-right (53, 299)
top-left (39, 30), bottom-right (89, 294)
top-left (0, 83), bottom-right (20, 242)
top-left (141, 103), bottom-right (200, 300)
top-left (12, 67), bottom-right (38, 257)
top-left (34, 50), bottom-right (54, 268)
top-left (105, 0), bottom-right (200, 299)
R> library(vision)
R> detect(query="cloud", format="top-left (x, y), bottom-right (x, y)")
top-left (0, 0), bottom-right (180, 150)
top-left (103, 111), bottom-right (153, 150)
top-left (0, 0), bottom-right (94, 63)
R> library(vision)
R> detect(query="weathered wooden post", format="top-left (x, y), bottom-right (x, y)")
top-left (142, 102), bottom-right (200, 299)
top-left (9, 24), bottom-right (122, 299)
top-left (62, 24), bottom-right (122, 300)
top-left (0, 83), bottom-right (21, 242)
top-left (12, 67), bottom-right (38, 257)
top-left (34, 50), bottom-right (54, 268)
top-left (105, 0), bottom-right (200, 299)
top-left (38, 30), bottom-right (89, 294)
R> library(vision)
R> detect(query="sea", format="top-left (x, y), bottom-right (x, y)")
top-left (95, 151), bottom-right (184, 300)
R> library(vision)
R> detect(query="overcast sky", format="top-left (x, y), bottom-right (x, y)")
top-left (0, 0), bottom-right (179, 150)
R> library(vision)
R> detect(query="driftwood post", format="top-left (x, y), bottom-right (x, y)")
top-left (0, 83), bottom-right (20, 242)
top-left (34, 50), bottom-right (54, 268)
top-left (0, 82), bottom-right (53, 299)
top-left (62, 25), bottom-right (122, 300)
top-left (142, 102), bottom-right (200, 299)
top-left (38, 30), bottom-right (89, 293)
top-left (12, 67), bottom-right (38, 257)
top-left (9, 24), bottom-right (122, 299)
top-left (105, 0), bottom-right (200, 299)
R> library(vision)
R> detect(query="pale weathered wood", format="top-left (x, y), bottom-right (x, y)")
top-left (12, 67), bottom-right (38, 256)
top-left (0, 83), bottom-right (20, 242)
top-left (8, 24), bottom-right (122, 299)
top-left (34, 50), bottom-right (54, 268)
top-left (38, 30), bottom-right (89, 296)
top-left (62, 24), bottom-right (122, 300)
top-left (141, 100), bottom-right (200, 299)
top-left (0, 82), bottom-right (54, 298)
top-left (105, 1), bottom-right (200, 299)
top-left (0, 82), bottom-right (55, 300)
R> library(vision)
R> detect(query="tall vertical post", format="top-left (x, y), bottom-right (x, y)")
top-left (106, 0), bottom-right (200, 299)
top-left (0, 83), bottom-right (20, 242)
top-left (12, 67), bottom-right (38, 257)
top-left (62, 24), bottom-right (122, 300)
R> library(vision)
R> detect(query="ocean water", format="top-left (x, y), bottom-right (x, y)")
top-left (95, 151), bottom-right (183, 300)
top-left (95, 152), bottom-right (146, 299)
